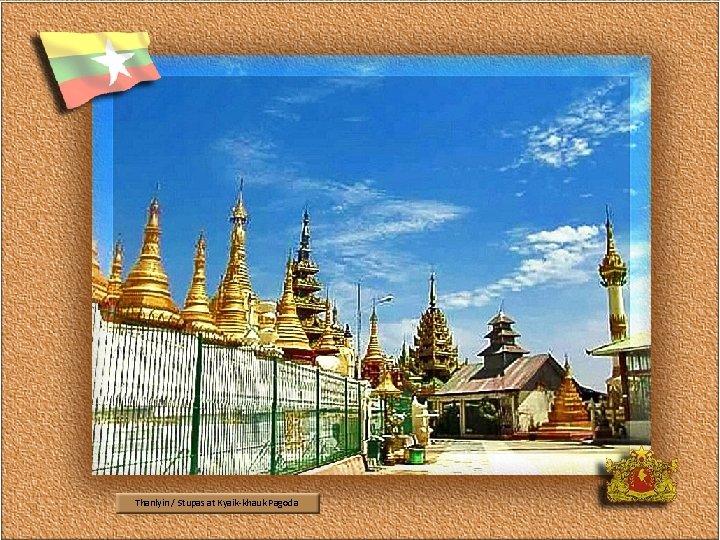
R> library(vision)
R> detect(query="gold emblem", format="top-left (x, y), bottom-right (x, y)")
top-left (605, 447), bottom-right (678, 503)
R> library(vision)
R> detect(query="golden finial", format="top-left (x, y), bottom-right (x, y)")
top-left (115, 197), bottom-right (183, 328)
top-left (563, 353), bottom-right (573, 378)
top-left (429, 272), bottom-right (437, 308)
top-left (599, 205), bottom-right (628, 287)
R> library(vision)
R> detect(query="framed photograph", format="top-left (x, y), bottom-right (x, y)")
top-left (92, 55), bottom-right (650, 476)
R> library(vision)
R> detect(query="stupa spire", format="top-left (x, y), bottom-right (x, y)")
top-left (429, 272), bottom-right (437, 308)
top-left (275, 256), bottom-right (311, 351)
top-left (115, 197), bottom-right (183, 327)
top-left (182, 232), bottom-right (220, 335)
top-left (104, 239), bottom-right (124, 305)
top-left (92, 238), bottom-right (108, 303)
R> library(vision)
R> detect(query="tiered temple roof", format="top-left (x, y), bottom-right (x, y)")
top-left (476, 307), bottom-right (529, 375)
top-left (409, 273), bottom-right (459, 384)
top-left (291, 209), bottom-right (327, 346)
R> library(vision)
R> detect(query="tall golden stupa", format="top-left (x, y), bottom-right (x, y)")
top-left (181, 232), bottom-right (220, 336)
top-left (214, 188), bottom-right (255, 341)
top-left (274, 256), bottom-right (312, 359)
top-left (92, 239), bottom-right (108, 303)
top-left (115, 197), bottom-right (183, 327)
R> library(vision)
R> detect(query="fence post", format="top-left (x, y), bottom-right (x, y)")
top-left (357, 381), bottom-right (362, 454)
top-left (189, 334), bottom-right (203, 475)
top-left (315, 367), bottom-right (321, 467)
top-left (344, 377), bottom-right (349, 456)
top-left (270, 356), bottom-right (278, 475)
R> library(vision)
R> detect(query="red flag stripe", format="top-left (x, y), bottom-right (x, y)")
top-left (58, 63), bottom-right (160, 109)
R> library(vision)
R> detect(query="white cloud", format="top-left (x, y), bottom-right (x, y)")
top-left (442, 223), bottom-right (603, 309)
top-left (263, 108), bottom-right (300, 122)
top-left (502, 79), bottom-right (647, 170)
top-left (275, 77), bottom-right (380, 105)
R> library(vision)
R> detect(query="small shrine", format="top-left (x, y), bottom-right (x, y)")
top-left (536, 356), bottom-right (593, 440)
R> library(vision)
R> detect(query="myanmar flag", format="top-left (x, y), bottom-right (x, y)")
top-left (39, 32), bottom-right (160, 109)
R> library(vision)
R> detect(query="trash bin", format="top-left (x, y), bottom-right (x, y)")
top-left (407, 446), bottom-right (425, 465)
top-left (367, 437), bottom-right (382, 462)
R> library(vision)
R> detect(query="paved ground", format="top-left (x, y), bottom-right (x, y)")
top-left (372, 439), bottom-right (645, 475)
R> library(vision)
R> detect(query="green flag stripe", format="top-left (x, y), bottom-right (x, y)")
top-left (49, 49), bottom-right (154, 84)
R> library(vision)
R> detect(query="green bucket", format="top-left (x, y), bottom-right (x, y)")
top-left (407, 447), bottom-right (425, 465)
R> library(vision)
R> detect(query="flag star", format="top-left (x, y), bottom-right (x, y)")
top-left (91, 40), bottom-right (135, 86)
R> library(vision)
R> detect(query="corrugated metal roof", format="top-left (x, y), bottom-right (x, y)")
top-left (434, 354), bottom-right (557, 395)
top-left (586, 332), bottom-right (651, 356)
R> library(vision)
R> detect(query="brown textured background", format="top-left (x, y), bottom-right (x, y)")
top-left (2, 3), bottom-right (718, 539)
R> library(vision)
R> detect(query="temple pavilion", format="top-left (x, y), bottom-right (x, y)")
top-left (408, 273), bottom-right (460, 396)
top-left (430, 308), bottom-right (598, 439)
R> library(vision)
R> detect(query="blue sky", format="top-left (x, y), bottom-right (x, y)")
top-left (94, 56), bottom-right (650, 391)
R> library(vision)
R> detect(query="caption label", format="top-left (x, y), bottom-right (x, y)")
top-left (116, 493), bottom-right (320, 514)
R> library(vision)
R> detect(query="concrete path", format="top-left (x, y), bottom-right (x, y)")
top-left (373, 439), bottom-right (645, 475)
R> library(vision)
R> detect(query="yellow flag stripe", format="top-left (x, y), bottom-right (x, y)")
top-left (39, 32), bottom-right (151, 59)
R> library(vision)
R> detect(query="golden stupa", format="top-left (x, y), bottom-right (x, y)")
top-left (317, 297), bottom-right (339, 353)
top-left (361, 306), bottom-right (387, 387)
top-left (536, 356), bottom-right (593, 440)
top-left (92, 239), bottom-right (108, 303)
top-left (114, 197), bottom-right (183, 328)
top-left (274, 257), bottom-right (312, 352)
top-left (104, 239), bottom-right (124, 306)
top-left (373, 366), bottom-right (402, 396)
top-left (215, 191), bottom-right (254, 340)
top-left (181, 232), bottom-right (221, 336)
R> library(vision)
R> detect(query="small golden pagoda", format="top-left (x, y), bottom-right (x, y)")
top-left (181, 232), bottom-right (221, 337)
top-left (103, 239), bottom-right (124, 308)
top-left (215, 189), bottom-right (255, 341)
top-left (274, 256), bottom-right (313, 361)
top-left (317, 298), bottom-right (340, 354)
top-left (409, 273), bottom-right (459, 384)
top-left (361, 306), bottom-right (387, 387)
top-left (115, 197), bottom-right (183, 328)
top-left (536, 356), bottom-right (593, 440)
top-left (92, 239), bottom-right (108, 303)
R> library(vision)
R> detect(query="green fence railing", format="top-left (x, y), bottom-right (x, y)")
top-left (92, 304), bottom-right (368, 475)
